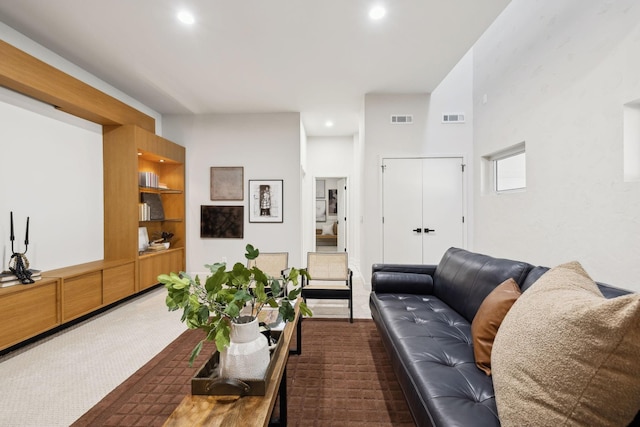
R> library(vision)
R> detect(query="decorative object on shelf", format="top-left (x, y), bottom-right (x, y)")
top-left (200, 206), bottom-right (244, 238)
top-left (316, 200), bottom-right (327, 222)
top-left (210, 166), bottom-right (244, 201)
top-left (6, 211), bottom-right (35, 284)
top-left (316, 179), bottom-right (325, 199)
top-left (248, 179), bottom-right (283, 223)
top-left (141, 193), bottom-right (165, 220)
top-left (138, 227), bottom-right (149, 252)
top-left (148, 231), bottom-right (174, 251)
top-left (159, 244), bottom-right (312, 367)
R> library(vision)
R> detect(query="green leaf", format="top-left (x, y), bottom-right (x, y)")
top-left (300, 301), bottom-right (313, 318)
top-left (188, 340), bottom-right (204, 366)
top-left (287, 287), bottom-right (302, 300)
top-left (279, 301), bottom-right (295, 322)
top-left (245, 244), bottom-right (259, 260)
top-left (269, 278), bottom-right (282, 297)
top-left (214, 324), bottom-right (231, 351)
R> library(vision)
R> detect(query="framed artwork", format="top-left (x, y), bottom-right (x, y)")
top-left (328, 189), bottom-right (337, 215)
top-left (316, 200), bottom-right (326, 222)
top-left (316, 179), bottom-right (325, 199)
top-left (249, 180), bottom-right (283, 223)
top-left (210, 166), bottom-right (244, 201)
top-left (200, 205), bottom-right (244, 238)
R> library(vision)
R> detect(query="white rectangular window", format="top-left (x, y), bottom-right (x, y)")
top-left (495, 151), bottom-right (526, 192)
top-left (482, 142), bottom-right (526, 194)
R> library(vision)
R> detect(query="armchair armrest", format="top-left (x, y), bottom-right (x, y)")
top-left (371, 264), bottom-right (436, 295)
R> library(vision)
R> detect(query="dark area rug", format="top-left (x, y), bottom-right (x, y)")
top-left (72, 319), bottom-right (414, 427)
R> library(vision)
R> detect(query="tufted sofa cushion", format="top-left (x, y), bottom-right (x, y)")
top-left (370, 292), bottom-right (500, 427)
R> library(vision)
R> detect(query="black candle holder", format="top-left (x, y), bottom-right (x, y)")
top-left (8, 212), bottom-right (34, 284)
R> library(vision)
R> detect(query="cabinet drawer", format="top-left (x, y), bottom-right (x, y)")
top-left (103, 262), bottom-right (135, 304)
top-left (140, 249), bottom-right (184, 290)
top-left (62, 271), bottom-right (102, 321)
top-left (0, 280), bottom-right (59, 350)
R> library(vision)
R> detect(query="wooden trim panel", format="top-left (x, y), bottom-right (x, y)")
top-left (0, 40), bottom-right (155, 132)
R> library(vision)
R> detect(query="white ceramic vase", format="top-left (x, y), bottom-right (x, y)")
top-left (219, 316), bottom-right (270, 380)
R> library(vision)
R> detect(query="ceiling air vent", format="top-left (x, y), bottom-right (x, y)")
top-left (442, 113), bottom-right (465, 124)
top-left (390, 115), bottom-right (413, 124)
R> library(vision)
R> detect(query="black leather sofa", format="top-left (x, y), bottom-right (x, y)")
top-left (369, 247), bottom-right (639, 427)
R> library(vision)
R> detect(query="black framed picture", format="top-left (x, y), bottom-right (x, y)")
top-left (200, 205), bottom-right (244, 238)
top-left (328, 189), bottom-right (337, 215)
top-left (249, 180), bottom-right (283, 223)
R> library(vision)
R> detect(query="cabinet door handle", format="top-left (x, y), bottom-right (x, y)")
top-left (424, 228), bottom-right (435, 233)
top-left (412, 228), bottom-right (422, 233)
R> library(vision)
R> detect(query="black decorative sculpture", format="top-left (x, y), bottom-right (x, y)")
top-left (8, 212), bottom-right (34, 284)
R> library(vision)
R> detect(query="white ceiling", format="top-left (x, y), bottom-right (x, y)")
top-left (0, 1), bottom-right (510, 136)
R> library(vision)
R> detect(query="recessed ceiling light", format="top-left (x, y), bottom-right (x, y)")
top-left (325, 120), bottom-right (334, 128)
top-left (177, 10), bottom-right (195, 25)
top-left (369, 5), bottom-right (386, 20)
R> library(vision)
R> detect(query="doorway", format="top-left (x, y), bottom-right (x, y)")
top-left (382, 157), bottom-right (465, 264)
top-left (315, 177), bottom-right (347, 252)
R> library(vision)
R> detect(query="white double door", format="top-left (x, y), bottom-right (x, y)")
top-left (382, 157), bottom-right (465, 264)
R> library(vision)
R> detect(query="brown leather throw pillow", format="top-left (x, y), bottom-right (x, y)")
top-left (471, 278), bottom-right (521, 375)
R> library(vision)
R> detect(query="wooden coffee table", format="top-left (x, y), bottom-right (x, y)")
top-left (163, 303), bottom-right (301, 427)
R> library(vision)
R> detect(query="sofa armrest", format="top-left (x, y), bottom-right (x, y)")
top-left (372, 263), bottom-right (437, 276)
top-left (371, 269), bottom-right (434, 295)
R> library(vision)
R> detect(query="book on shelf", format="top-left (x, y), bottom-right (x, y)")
top-left (139, 202), bottom-right (151, 221)
top-left (0, 271), bottom-right (42, 288)
top-left (0, 269), bottom-right (41, 283)
top-left (141, 193), bottom-right (165, 220)
top-left (139, 171), bottom-right (159, 188)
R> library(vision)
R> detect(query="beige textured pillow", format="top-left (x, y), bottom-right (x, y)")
top-left (492, 261), bottom-right (640, 426)
top-left (471, 278), bottom-right (521, 375)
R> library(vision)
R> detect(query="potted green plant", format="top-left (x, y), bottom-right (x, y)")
top-left (159, 244), bottom-right (312, 367)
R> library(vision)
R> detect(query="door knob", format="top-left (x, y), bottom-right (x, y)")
top-left (412, 228), bottom-right (422, 233)
top-left (424, 228), bottom-right (435, 233)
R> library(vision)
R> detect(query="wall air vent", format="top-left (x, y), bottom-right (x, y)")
top-left (391, 115), bottom-right (413, 124)
top-left (442, 113), bottom-right (465, 123)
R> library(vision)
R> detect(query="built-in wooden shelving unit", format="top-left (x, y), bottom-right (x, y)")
top-left (0, 41), bottom-right (186, 352)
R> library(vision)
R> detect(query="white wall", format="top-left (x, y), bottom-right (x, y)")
top-left (162, 113), bottom-right (303, 271)
top-left (360, 82), bottom-right (474, 280)
top-left (361, 94), bottom-right (430, 281)
top-left (426, 51), bottom-right (475, 249)
top-left (0, 90), bottom-right (103, 271)
top-left (473, 0), bottom-right (640, 290)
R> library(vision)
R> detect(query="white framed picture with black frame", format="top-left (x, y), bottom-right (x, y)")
top-left (249, 179), bottom-right (283, 223)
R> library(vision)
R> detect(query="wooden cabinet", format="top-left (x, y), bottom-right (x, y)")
top-left (0, 278), bottom-right (60, 350)
top-left (139, 248), bottom-right (184, 290)
top-left (103, 262), bottom-right (136, 305)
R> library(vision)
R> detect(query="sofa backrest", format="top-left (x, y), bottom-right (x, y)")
top-left (522, 265), bottom-right (633, 299)
top-left (433, 247), bottom-right (534, 323)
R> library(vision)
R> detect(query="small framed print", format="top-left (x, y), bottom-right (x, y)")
top-left (316, 200), bottom-right (326, 222)
top-left (249, 180), bottom-right (283, 223)
top-left (200, 205), bottom-right (244, 238)
top-left (316, 179), bottom-right (325, 199)
top-left (210, 167), bottom-right (244, 201)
